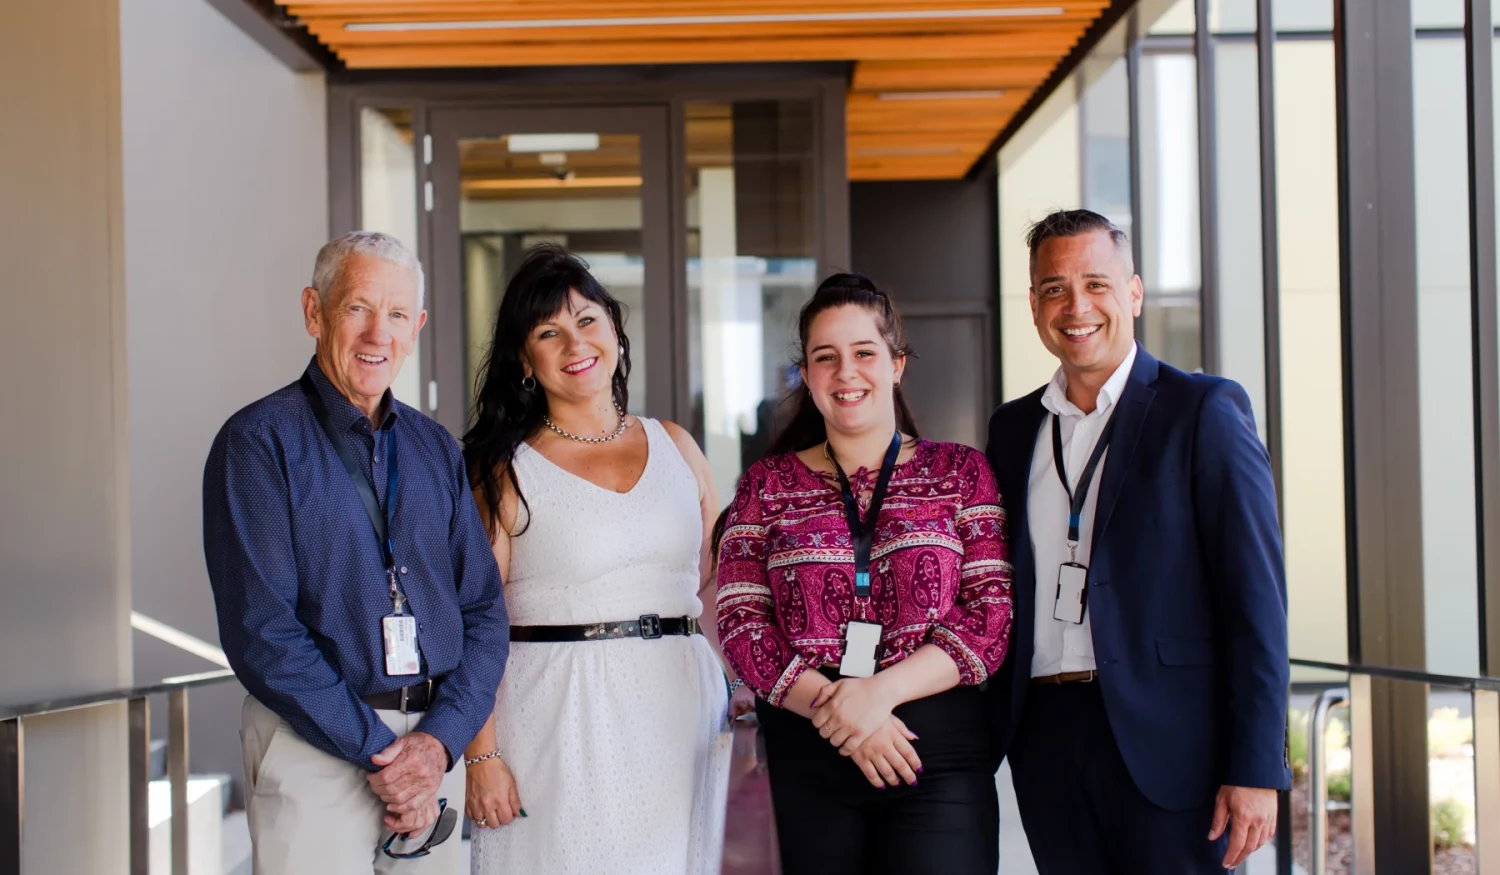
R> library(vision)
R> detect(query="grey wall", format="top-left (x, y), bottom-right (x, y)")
top-left (120, 0), bottom-right (329, 801)
top-left (0, 0), bottom-right (133, 870)
top-left (849, 174), bottom-right (1000, 450)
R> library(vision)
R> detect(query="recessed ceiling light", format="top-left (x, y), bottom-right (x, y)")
top-left (464, 176), bottom-right (643, 191)
top-left (538, 152), bottom-right (568, 165)
top-left (507, 133), bottom-right (600, 153)
top-left (346, 8), bottom-right (1066, 32)
top-left (877, 90), bottom-right (1008, 101)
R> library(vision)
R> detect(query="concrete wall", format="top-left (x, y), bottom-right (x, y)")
top-left (120, 0), bottom-right (329, 800)
top-left (0, 0), bottom-right (133, 870)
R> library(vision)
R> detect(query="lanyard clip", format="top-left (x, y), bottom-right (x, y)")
top-left (1067, 541), bottom-right (1079, 564)
top-left (388, 568), bottom-right (405, 615)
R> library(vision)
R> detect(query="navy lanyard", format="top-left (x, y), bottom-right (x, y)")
top-left (1051, 413), bottom-right (1115, 549)
top-left (829, 431), bottom-right (903, 598)
top-left (299, 374), bottom-right (399, 573)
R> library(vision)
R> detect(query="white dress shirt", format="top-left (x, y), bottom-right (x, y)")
top-left (1028, 343), bottom-right (1138, 678)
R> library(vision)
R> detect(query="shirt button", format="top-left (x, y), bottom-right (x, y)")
top-left (400, 567), bottom-right (408, 575)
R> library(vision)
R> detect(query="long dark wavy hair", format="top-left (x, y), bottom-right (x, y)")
top-left (709, 272), bottom-right (920, 563)
top-left (462, 245), bottom-right (631, 534)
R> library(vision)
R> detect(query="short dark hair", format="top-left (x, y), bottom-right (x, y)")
top-left (1025, 208), bottom-right (1132, 277)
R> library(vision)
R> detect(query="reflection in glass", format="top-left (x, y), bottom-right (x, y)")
top-left (1413, 33), bottom-right (1481, 677)
top-left (1139, 49), bottom-right (1203, 372)
top-left (1080, 54), bottom-right (1133, 240)
top-left (1275, 38), bottom-right (1349, 665)
top-left (684, 101), bottom-right (817, 508)
top-left (1214, 40), bottom-right (1267, 437)
top-left (360, 107), bottom-right (423, 409)
top-left (457, 133), bottom-right (646, 420)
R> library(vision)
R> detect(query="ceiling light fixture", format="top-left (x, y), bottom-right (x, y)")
top-left (876, 90), bottom-right (1008, 101)
top-left (464, 176), bottom-right (643, 191)
top-left (346, 8), bottom-right (1066, 32)
top-left (507, 133), bottom-right (600, 152)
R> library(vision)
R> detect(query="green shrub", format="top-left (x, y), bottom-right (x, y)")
top-left (1432, 798), bottom-right (1469, 850)
top-left (1326, 769), bottom-right (1351, 803)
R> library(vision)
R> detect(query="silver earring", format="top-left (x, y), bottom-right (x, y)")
top-left (521, 375), bottom-right (537, 392)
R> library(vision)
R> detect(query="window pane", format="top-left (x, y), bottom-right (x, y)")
top-left (359, 107), bottom-right (423, 410)
top-left (684, 100), bottom-right (817, 508)
top-left (1430, 686), bottom-right (1479, 869)
top-left (1140, 50), bottom-right (1203, 372)
top-left (1413, 32), bottom-right (1481, 676)
top-left (457, 133), bottom-right (647, 419)
top-left (1413, 0), bottom-right (1465, 28)
top-left (1274, 0), bottom-right (1334, 32)
top-left (1210, 0), bottom-right (1257, 33)
top-left (1214, 41), bottom-right (1268, 436)
top-left (998, 85), bottom-right (1082, 400)
top-left (1288, 673), bottom-right (1359, 872)
top-left (1275, 36), bottom-right (1348, 665)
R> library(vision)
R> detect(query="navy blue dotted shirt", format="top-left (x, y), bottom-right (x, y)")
top-left (203, 357), bottom-right (508, 770)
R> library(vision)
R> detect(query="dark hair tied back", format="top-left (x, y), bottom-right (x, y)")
top-left (709, 272), bottom-right (921, 565)
top-left (462, 244), bottom-right (631, 535)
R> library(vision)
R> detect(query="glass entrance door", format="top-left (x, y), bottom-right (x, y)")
top-left (427, 106), bottom-right (671, 434)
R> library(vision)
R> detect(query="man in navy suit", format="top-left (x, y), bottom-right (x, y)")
top-left (985, 209), bottom-right (1290, 872)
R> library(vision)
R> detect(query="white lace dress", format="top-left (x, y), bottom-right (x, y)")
top-left (470, 418), bottom-right (732, 875)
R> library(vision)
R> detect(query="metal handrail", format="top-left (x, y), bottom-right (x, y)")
top-left (1307, 686), bottom-right (1350, 875)
top-left (1290, 657), bottom-right (1500, 692)
top-left (0, 668), bottom-right (239, 875)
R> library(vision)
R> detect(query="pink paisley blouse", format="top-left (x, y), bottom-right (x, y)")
top-left (716, 440), bottom-right (1013, 707)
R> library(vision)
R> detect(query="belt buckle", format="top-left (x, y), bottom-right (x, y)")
top-left (638, 614), bottom-right (662, 640)
top-left (398, 679), bottom-right (433, 714)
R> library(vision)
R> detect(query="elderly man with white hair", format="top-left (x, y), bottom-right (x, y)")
top-left (203, 231), bottom-right (509, 873)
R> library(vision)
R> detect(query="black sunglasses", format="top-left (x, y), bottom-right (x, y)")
top-left (381, 797), bottom-right (459, 859)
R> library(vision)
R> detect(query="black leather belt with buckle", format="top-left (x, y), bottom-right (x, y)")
top-left (363, 677), bottom-right (440, 713)
top-left (510, 614), bottom-right (701, 643)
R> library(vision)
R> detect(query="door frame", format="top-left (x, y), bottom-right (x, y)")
top-left (326, 68), bottom-right (850, 437)
top-left (427, 105), bottom-right (672, 435)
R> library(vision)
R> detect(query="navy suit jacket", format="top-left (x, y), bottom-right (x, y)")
top-left (984, 345), bottom-right (1292, 811)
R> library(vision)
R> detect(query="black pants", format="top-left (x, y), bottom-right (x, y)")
top-left (1008, 681), bottom-right (1232, 875)
top-left (757, 679), bottom-right (998, 875)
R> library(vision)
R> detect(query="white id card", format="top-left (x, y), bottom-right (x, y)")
top-left (382, 614), bottom-right (420, 676)
top-left (1053, 563), bottom-right (1089, 624)
top-left (838, 621), bottom-right (883, 678)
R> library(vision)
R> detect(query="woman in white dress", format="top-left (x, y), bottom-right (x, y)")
top-left (460, 245), bottom-right (751, 874)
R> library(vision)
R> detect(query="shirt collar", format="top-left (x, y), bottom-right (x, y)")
top-left (304, 356), bottom-right (399, 434)
top-left (1041, 342), bottom-right (1139, 419)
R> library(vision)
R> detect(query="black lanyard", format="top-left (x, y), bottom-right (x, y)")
top-left (829, 431), bottom-right (903, 598)
top-left (299, 374), bottom-right (400, 577)
top-left (1051, 413), bottom-right (1116, 548)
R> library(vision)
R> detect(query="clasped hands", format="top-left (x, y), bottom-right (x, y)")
top-left (368, 731), bottom-right (449, 835)
top-left (810, 677), bottom-right (922, 789)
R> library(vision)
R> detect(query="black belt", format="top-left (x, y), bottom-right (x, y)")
top-left (510, 614), bottom-right (700, 643)
top-left (363, 678), bottom-right (440, 714)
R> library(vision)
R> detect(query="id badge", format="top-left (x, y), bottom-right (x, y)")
top-left (382, 614), bottom-right (420, 676)
top-left (1053, 562), bottom-right (1089, 624)
top-left (838, 621), bottom-right (883, 678)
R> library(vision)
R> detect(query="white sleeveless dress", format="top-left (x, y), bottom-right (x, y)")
top-left (470, 418), bottom-right (732, 875)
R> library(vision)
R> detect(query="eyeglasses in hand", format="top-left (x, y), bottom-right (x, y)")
top-left (380, 797), bottom-right (458, 859)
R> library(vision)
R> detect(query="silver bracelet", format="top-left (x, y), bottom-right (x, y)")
top-left (728, 678), bottom-right (746, 696)
top-left (464, 749), bottom-right (503, 768)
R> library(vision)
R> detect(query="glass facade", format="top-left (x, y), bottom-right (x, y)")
top-left (995, 0), bottom-right (1500, 869)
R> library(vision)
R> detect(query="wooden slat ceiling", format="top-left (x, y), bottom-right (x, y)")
top-left (279, 1), bottom-right (1111, 180)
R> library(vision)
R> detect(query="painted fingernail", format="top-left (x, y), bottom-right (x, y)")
top-left (519, 809), bottom-right (529, 818)
top-left (916, 767), bottom-right (924, 774)
top-left (879, 784), bottom-right (887, 790)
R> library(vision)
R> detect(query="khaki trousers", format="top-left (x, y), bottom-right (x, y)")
top-left (240, 696), bottom-right (467, 875)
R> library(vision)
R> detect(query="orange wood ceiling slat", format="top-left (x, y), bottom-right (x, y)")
top-left (273, 0), bottom-right (1109, 179)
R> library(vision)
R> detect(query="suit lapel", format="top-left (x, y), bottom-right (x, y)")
top-left (1090, 346), bottom-right (1158, 545)
top-left (999, 394), bottom-right (1047, 690)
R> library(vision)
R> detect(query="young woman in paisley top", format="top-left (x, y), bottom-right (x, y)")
top-left (713, 273), bottom-right (1014, 874)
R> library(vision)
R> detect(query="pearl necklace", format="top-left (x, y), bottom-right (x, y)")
top-left (544, 404), bottom-right (627, 443)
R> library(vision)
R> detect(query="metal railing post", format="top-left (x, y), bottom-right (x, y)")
top-left (0, 718), bottom-right (21, 875)
top-left (128, 698), bottom-right (150, 875)
top-left (1309, 686), bottom-right (1349, 875)
top-left (168, 689), bottom-right (189, 875)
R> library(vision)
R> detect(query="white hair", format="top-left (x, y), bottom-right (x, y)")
top-left (311, 231), bottom-right (425, 309)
